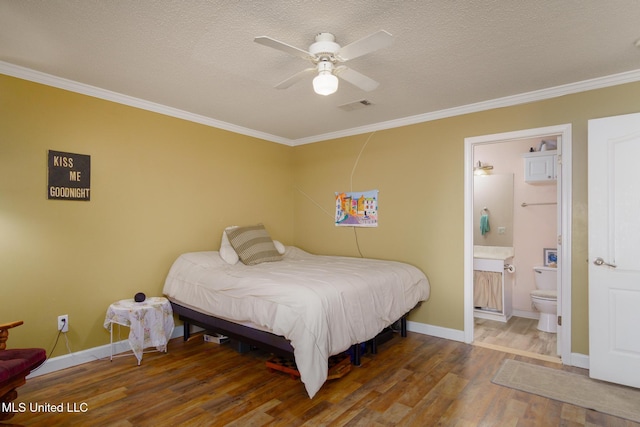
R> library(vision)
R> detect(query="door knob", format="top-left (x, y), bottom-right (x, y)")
top-left (594, 257), bottom-right (617, 268)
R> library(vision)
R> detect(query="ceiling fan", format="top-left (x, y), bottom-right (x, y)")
top-left (254, 30), bottom-right (393, 96)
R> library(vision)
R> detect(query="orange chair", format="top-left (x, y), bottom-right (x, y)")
top-left (0, 321), bottom-right (46, 421)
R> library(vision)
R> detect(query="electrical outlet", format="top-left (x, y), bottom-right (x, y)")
top-left (57, 314), bottom-right (69, 332)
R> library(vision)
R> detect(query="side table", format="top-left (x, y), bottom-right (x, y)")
top-left (103, 296), bottom-right (174, 365)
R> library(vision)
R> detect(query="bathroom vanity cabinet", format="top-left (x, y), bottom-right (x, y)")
top-left (473, 256), bottom-right (514, 323)
top-left (523, 150), bottom-right (557, 184)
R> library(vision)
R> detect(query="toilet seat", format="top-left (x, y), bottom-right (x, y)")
top-left (531, 290), bottom-right (557, 301)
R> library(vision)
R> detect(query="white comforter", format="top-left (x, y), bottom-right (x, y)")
top-left (163, 246), bottom-right (430, 398)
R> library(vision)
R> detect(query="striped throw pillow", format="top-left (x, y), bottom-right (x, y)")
top-left (226, 224), bottom-right (282, 265)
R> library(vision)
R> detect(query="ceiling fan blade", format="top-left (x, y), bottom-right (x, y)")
top-left (335, 66), bottom-right (379, 92)
top-left (254, 36), bottom-right (314, 61)
top-left (337, 30), bottom-right (393, 61)
top-left (274, 68), bottom-right (316, 89)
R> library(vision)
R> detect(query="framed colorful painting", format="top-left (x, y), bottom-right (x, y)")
top-left (335, 190), bottom-right (378, 227)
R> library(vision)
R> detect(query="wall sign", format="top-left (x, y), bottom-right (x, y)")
top-left (48, 150), bottom-right (91, 201)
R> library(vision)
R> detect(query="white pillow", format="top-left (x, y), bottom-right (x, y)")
top-left (273, 239), bottom-right (285, 254)
top-left (219, 226), bottom-right (239, 264)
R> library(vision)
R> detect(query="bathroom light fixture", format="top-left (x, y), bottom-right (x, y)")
top-left (313, 60), bottom-right (339, 95)
top-left (474, 161), bottom-right (493, 175)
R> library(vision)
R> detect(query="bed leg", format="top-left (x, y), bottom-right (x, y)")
top-left (370, 338), bottom-right (378, 354)
top-left (352, 344), bottom-right (361, 366)
top-left (183, 321), bottom-right (191, 341)
top-left (401, 317), bottom-right (407, 338)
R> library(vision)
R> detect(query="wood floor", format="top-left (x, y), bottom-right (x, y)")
top-left (474, 316), bottom-right (559, 362)
top-left (6, 332), bottom-right (639, 426)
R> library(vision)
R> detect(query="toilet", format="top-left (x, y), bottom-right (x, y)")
top-left (531, 266), bottom-right (557, 333)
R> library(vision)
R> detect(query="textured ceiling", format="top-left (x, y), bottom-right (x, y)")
top-left (1, 1), bottom-right (640, 145)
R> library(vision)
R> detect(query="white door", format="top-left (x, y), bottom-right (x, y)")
top-left (588, 112), bottom-right (640, 388)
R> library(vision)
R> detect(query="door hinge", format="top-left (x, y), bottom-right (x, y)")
top-left (557, 315), bottom-right (562, 326)
top-left (557, 235), bottom-right (562, 245)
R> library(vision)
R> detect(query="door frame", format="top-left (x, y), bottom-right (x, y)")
top-left (463, 124), bottom-right (573, 364)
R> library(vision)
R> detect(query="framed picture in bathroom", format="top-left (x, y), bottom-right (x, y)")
top-left (543, 248), bottom-right (558, 267)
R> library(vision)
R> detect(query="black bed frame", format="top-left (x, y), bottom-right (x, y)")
top-left (171, 301), bottom-right (416, 366)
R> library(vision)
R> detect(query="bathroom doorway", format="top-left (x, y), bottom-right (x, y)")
top-left (463, 124), bottom-right (572, 364)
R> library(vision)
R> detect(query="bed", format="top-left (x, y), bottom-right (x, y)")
top-left (163, 232), bottom-right (430, 398)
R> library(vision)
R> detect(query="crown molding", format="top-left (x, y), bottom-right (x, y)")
top-left (292, 68), bottom-right (640, 145)
top-left (3, 60), bottom-right (640, 147)
top-left (0, 61), bottom-right (293, 146)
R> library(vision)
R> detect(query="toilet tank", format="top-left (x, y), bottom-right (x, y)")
top-left (533, 266), bottom-right (557, 290)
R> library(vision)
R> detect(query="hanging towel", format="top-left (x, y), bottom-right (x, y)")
top-left (480, 213), bottom-right (490, 235)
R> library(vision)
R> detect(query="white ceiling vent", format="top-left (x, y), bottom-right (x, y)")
top-left (338, 99), bottom-right (373, 111)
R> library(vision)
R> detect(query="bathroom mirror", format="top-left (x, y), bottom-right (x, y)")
top-left (473, 174), bottom-right (514, 247)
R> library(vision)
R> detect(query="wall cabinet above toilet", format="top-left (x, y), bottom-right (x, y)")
top-left (522, 150), bottom-right (557, 184)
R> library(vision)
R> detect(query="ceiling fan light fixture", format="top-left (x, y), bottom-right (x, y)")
top-left (313, 71), bottom-right (339, 95)
top-left (255, 30), bottom-right (392, 94)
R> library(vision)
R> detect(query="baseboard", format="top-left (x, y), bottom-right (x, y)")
top-left (28, 325), bottom-right (185, 378)
top-left (407, 321), bottom-right (465, 342)
top-left (568, 352), bottom-right (590, 369)
top-left (512, 309), bottom-right (539, 320)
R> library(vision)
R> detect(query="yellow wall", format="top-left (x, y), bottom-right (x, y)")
top-left (0, 75), bottom-right (293, 355)
top-left (3, 71), bottom-right (640, 358)
top-left (292, 82), bottom-right (640, 354)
